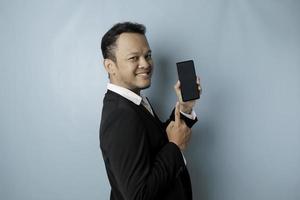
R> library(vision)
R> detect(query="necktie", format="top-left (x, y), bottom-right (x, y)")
top-left (141, 96), bottom-right (154, 116)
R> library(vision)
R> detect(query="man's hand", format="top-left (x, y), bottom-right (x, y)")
top-left (166, 102), bottom-right (191, 151)
top-left (174, 76), bottom-right (202, 114)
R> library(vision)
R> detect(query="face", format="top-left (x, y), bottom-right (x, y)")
top-left (105, 33), bottom-right (153, 94)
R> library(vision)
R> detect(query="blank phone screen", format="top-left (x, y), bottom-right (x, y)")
top-left (176, 60), bottom-right (199, 102)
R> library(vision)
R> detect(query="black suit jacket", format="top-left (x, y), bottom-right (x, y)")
top-left (100, 90), bottom-right (197, 200)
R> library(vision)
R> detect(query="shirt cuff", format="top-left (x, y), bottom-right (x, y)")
top-left (180, 110), bottom-right (196, 120)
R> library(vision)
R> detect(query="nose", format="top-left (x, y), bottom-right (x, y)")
top-left (138, 56), bottom-right (151, 69)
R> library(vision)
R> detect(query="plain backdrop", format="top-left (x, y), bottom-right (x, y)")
top-left (1, 0), bottom-right (300, 199)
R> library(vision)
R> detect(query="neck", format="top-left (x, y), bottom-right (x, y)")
top-left (132, 89), bottom-right (141, 95)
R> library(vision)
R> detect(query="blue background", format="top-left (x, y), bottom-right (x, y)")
top-left (1, 0), bottom-right (299, 199)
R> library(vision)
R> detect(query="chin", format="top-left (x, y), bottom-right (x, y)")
top-left (142, 84), bottom-right (151, 90)
top-left (139, 82), bottom-right (151, 90)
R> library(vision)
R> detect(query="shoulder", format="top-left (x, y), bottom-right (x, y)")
top-left (100, 92), bottom-right (143, 132)
top-left (103, 92), bottom-right (140, 121)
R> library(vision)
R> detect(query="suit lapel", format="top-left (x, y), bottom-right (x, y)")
top-left (138, 99), bottom-right (166, 133)
top-left (145, 97), bottom-right (163, 124)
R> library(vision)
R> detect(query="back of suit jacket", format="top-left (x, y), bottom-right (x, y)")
top-left (100, 90), bottom-right (196, 200)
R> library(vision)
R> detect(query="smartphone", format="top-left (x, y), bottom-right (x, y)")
top-left (176, 60), bottom-right (199, 102)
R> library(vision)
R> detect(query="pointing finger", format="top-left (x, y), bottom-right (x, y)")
top-left (175, 102), bottom-right (181, 124)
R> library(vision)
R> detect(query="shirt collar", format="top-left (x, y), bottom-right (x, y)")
top-left (107, 83), bottom-right (142, 105)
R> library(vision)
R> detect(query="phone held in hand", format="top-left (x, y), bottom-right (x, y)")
top-left (176, 60), bottom-right (199, 102)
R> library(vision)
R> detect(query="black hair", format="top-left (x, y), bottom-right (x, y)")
top-left (101, 22), bottom-right (146, 61)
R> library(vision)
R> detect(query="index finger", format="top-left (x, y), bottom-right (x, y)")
top-left (174, 102), bottom-right (181, 124)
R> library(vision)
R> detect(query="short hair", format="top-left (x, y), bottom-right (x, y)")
top-left (101, 22), bottom-right (146, 61)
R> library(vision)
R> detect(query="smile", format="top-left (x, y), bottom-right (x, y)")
top-left (136, 71), bottom-right (151, 77)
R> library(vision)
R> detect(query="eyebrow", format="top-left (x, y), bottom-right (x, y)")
top-left (127, 50), bottom-right (152, 56)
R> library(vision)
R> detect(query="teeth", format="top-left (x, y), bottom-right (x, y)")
top-left (137, 73), bottom-right (150, 77)
top-left (136, 71), bottom-right (151, 77)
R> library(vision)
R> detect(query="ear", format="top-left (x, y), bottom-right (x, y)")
top-left (103, 59), bottom-right (117, 76)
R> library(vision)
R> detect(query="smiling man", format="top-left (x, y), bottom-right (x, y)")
top-left (99, 22), bottom-right (201, 200)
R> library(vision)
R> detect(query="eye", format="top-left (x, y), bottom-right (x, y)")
top-left (129, 56), bottom-right (138, 61)
top-left (145, 53), bottom-right (152, 60)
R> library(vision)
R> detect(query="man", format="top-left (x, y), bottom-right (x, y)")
top-left (99, 22), bottom-right (201, 200)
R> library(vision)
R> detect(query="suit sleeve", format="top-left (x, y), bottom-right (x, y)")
top-left (100, 107), bottom-right (185, 200)
top-left (162, 108), bottom-right (198, 130)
